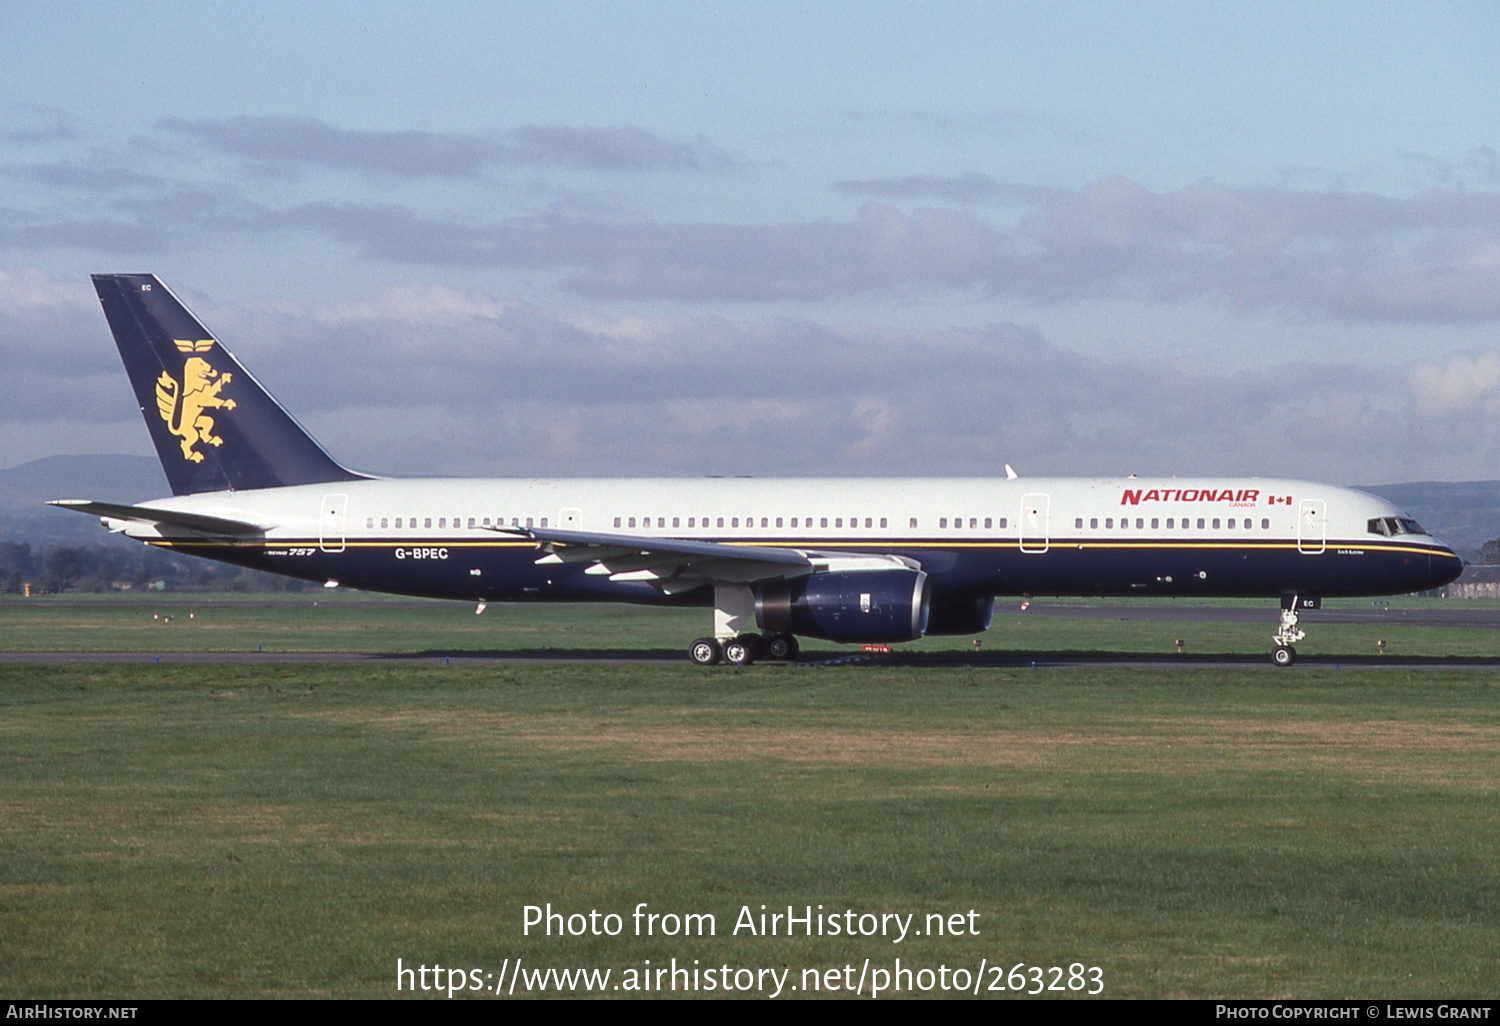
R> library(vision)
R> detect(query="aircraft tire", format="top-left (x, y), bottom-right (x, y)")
top-left (689, 638), bottom-right (722, 666)
top-left (1271, 645), bottom-right (1297, 667)
top-left (722, 634), bottom-right (761, 666)
top-left (764, 632), bottom-right (799, 661)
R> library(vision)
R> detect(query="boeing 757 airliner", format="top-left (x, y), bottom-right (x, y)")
top-left (51, 274), bottom-right (1463, 666)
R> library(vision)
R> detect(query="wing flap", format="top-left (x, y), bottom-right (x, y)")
top-left (491, 524), bottom-right (815, 587)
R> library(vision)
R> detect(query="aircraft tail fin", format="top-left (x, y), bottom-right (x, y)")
top-left (92, 274), bottom-right (369, 496)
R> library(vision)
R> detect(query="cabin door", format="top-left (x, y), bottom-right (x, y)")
top-left (319, 493), bottom-right (348, 553)
top-left (1297, 498), bottom-right (1326, 555)
top-left (1019, 493), bottom-right (1050, 553)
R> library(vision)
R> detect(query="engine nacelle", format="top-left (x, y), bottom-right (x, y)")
top-left (756, 569), bottom-right (930, 644)
top-left (925, 593), bottom-right (995, 636)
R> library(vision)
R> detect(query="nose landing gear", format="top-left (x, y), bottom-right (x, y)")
top-left (1271, 595), bottom-right (1316, 667)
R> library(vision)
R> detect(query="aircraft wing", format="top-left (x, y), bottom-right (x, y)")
top-left (492, 525), bottom-right (828, 595)
top-left (48, 499), bottom-right (271, 537)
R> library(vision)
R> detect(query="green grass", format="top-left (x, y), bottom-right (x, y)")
top-left (1, 662), bottom-right (1497, 998)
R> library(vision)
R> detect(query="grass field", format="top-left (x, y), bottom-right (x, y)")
top-left (3, 596), bottom-right (1497, 999)
top-left (2, 655), bottom-right (1498, 999)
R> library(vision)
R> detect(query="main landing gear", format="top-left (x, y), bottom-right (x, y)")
top-left (688, 582), bottom-right (800, 666)
top-left (1271, 595), bottom-right (1314, 667)
top-left (688, 632), bottom-right (799, 666)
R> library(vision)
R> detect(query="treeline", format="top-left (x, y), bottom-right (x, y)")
top-left (0, 541), bottom-right (309, 594)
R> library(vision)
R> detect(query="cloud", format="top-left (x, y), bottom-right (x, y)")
top-left (232, 183), bottom-right (1500, 324)
top-left (833, 173), bottom-right (1020, 204)
top-left (156, 116), bottom-right (737, 179)
top-left (7, 118), bottom-right (1500, 325)
top-left (1408, 350), bottom-right (1500, 419)
top-left (0, 107), bottom-right (77, 145)
top-left (4, 269), bottom-right (1492, 481)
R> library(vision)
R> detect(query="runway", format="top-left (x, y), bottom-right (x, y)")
top-left (7, 602), bottom-right (1499, 671)
top-left (6, 649), bottom-right (1500, 672)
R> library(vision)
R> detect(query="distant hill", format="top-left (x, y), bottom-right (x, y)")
top-left (1359, 481), bottom-right (1500, 558)
top-left (0, 456), bottom-right (170, 548)
top-left (0, 455), bottom-right (167, 510)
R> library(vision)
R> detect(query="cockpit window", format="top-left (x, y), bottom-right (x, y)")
top-left (1368, 516), bottom-right (1428, 537)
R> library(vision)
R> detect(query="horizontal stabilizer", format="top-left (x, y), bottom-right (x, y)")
top-left (48, 499), bottom-right (271, 536)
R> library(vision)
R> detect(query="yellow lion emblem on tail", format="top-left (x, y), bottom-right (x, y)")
top-left (156, 356), bottom-right (236, 462)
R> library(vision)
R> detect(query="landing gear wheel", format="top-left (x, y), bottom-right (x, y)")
top-left (1272, 645), bottom-right (1297, 667)
top-left (764, 632), bottom-right (800, 662)
top-left (689, 637), bottom-right (722, 666)
top-left (722, 634), bottom-right (762, 666)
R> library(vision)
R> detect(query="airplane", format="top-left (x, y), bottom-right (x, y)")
top-left (51, 274), bottom-right (1463, 667)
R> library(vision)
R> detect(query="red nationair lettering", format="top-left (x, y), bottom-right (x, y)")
top-left (1119, 488), bottom-right (1262, 506)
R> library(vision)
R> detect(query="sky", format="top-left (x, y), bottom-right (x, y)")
top-left (3, 1), bottom-right (1500, 484)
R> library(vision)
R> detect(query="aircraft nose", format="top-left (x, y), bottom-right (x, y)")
top-left (1429, 545), bottom-right (1464, 591)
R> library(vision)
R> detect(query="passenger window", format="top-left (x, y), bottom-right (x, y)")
top-left (380, 517), bottom-right (388, 529)
top-left (999, 518), bottom-right (1007, 529)
top-left (880, 518), bottom-right (888, 528)
top-left (1075, 518), bottom-right (1083, 529)
top-left (836, 518), bottom-right (843, 528)
top-left (1212, 518), bottom-right (1220, 529)
top-left (425, 517), bottom-right (432, 528)
top-left (909, 518), bottom-right (918, 529)
top-left (1166, 518), bottom-right (1174, 529)
top-left (541, 518), bottom-right (548, 528)
top-left (467, 517), bottom-right (475, 529)
top-left (628, 517), bottom-right (636, 528)
top-left (820, 517), bottom-right (828, 528)
top-left (985, 517), bottom-right (993, 529)
top-left (790, 517), bottom-right (798, 528)
top-left (717, 517), bottom-right (725, 528)
top-left (940, 518), bottom-right (948, 528)
top-left (614, 517), bottom-right (622, 528)
top-left (1090, 518), bottom-right (1098, 529)
top-left (1105, 518), bottom-right (1113, 529)
top-left (1197, 518), bottom-right (1205, 529)
top-left (776, 517), bottom-right (783, 528)
top-left (365, 517), bottom-right (374, 528)
top-left (1262, 518), bottom-right (1270, 529)
top-left (732, 517), bottom-right (739, 528)
top-left (1151, 518), bottom-right (1159, 529)
top-left (438, 518), bottom-right (446, 529)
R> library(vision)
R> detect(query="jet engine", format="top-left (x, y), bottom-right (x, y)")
top-left (755, 569), bottom-right (930, 644)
